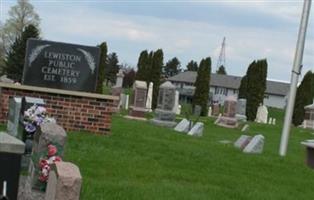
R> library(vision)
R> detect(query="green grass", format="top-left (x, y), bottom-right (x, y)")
top-left (64, 109), bottom-right (314, 200)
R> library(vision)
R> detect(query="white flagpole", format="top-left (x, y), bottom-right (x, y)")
top-left (279, 0), bottom-right (312, 156)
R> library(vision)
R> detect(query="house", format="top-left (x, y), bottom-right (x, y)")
top-left (168, 71), bottom-right (290, 109)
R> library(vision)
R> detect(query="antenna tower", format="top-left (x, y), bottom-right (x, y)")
top-left (216, 37), bottom-right (226, 70)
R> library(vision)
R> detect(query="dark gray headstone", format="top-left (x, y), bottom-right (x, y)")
top-left (193, 105), bottom-right (202, 117)
top-left (22, 39), bottom-right (100, 92)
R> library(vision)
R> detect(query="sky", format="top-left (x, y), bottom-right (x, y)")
top-left (0, 0), bottom-right (313, 82)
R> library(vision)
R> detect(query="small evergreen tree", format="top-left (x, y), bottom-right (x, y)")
top-left (193, 57), bottom-right (211, 116)
top-left (96, 42), bottom-right (107, 93)
top-left (105, 52), bottom-right (120, 85)
top-left (186, 60), bottom-right (198, 71)
top-left (151, 49), bottom-right (163, 109)
top-left (4, 24), bottom-right (39, 82)
top-left (216, 65), bottom-right (227, 75)
top-left (245, 59), bottom-right (268, 121)
top-left (238, 75), bottom-right (248, 99)
top-left (293, 70), bottom-right (314, 126)
top-left (164, 57), bottom-right (181, 77)
top-left (136, 50), bottom-right (149, 81)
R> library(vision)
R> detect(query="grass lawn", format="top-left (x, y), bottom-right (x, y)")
top-left (63, 108), bottom-right (314, 200)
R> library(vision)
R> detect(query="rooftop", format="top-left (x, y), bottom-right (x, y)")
top-left (168, 71), bottom-right (290, 96)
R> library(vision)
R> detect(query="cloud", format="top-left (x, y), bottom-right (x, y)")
top-left (1, 0), bottom-right (313, 81)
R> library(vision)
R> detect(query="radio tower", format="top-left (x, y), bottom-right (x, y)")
top-left (216, 37), bottom-right (226, 70)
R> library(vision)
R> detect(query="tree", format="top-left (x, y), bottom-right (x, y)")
top-left (186, 60), bottom-right (198, 71)
top-left (96, 42), bottom-right (107, 93)
top-left (164, 57), bottom-right (181, 77)
top-left (136, 50), bottom-right (153, 84)
top-left (238, 75), bottom-right (248, 99)
top-left (193, 57), bottom-right (211, 116)
top-left (105, 52), bottom-right (120, 85)
top-left (123, 68), bottom-right (136, 88)
top-left (292, 70), bottom-right (314, 126)
top-left (245, 59), bottom-right (268, 121)
top-left (151, 49), bottom-right (164, 109)
top-left (4, 24), bottom-right (39, 82)
top-left (216, 65), bottom-right (227, 75)
top-left (0, 0), bottom-right (40, 56)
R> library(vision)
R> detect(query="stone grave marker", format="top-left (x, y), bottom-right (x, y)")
top-left (241, 124), bottom-right (249, 132)
top-left (151, 81), bottom-right (177, 127)
top-left (7, 97), bottom-right (22, 137)
top-left (255, 104), bottom-right (268, 124)
top-left (22, 39), bottom-right (100, 92)
top-left (145, 82), bottom-right (153, 112)
top-left (0, 132), bottom-right (25, 200)
top-left (172, 90), bottom-right (179, 114)
top-left (174, 119), bottom-right (191, 133)
top-left (235, 98), bottom-right (247, 121)
top-left (187, 122), bottom-right (204, 137)
top-left (272, 118), bottom-right (276, 125)
top-left (176, 104), bottom-right (181, 115)
top-left (45, 162), bottom-right (82, 200)
top-left (112, 69), bottom-right (124, 96)
top-left (128, 80), bottom-right (148, 119)
top-left (212, 103), bottom-right (220, 116)
top-left (268, 117), bottom-right (273, 124)
top-left (216, 96), bottom-right (238, 128)
top-left (234, 135), bottom-right (252, 149)
top-left (243, 134), bottom-right (265, 154)
top-left (207, 106), bottom-right (212, 117)
top-left (30, 123), bottom-right (67, 191)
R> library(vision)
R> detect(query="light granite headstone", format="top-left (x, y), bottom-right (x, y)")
top-left (255, 104), bottom-right (268, 124)
top-left (145, 82), bottom-right (153, 112)
top-left (236, 99), bottom-right (246, 116)
top-left (187, 122), bottom-right (204, 137)
top-left (243, 134), bottom-right (265, 154)
top-left (128, 80), bottom-right (148, 118)
top-left (241, 124), bottom-right (249, 132)
top-left (174, 119), bottom-right (191, 133)
top-left (207, 106), bottom-right (212, 117)
top-left (234, 135), bottom-right (252, 149)
top-left (151, 81), bottom-right (177, 127)
top-left (272, 118), bottom-right (276, 125)
top-left (45, 162), bottom-right (82, 200)
top-left (268, 117), bottom-right (273, 124)
top-left (7, 97), bottom-right (22, 137)
top-left (172, 90), bottom-right (179, 114)
top-left (176, 104), bottom-right (181, 115)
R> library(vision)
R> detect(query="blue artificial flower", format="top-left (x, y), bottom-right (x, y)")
top-left (25, 123), bottom-right (36, 133)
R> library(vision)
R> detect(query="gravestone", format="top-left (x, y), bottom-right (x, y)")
top-left (212, 103), bottom-right (220, 116)
top-left (128, 81), bottom-right (148, 118)
top-left (22, 39), bottom-right (100, 92)
top-left (207, 106), bottom-right (212, 117)
top-left (30, 123), bottom-right (67, 190)
top-left (145, 82), bottom-right (153, 112)
top-left (151, 81), bottom-right (177, 127)
top-left (176, 105), bottom-right (181, 115)
top-left (268, 117), bottom-right (273, 124)
top-left (243, 134), bottom-right (265, 154)
top-left (112, 69), bottom-right (124, 96)
top-left (45, 162), bottom-right (82, 200)
top-left (235, 98), bottom-right (247, 121)
top-left (255, 104), bottom-right (268, 124)
top-left (302, 102), bottom-right (314, 130)
top-left (174, 119), bottom-right (191, 133)
top-left (120, 94), bottom-right (129, 110)
top-left (241, 124), bottom-right (249, 132)
top-left (216, 96), bottom-right (238, 128)
top-left (187, 122), bottom-right (204, 137)
top-left (7, 97), bottom-right (22, 137)
top-left (0, 132), bottom-right (25, 200)
top-left (301, 140), bottom-right (314, 169)
top-left (272, 118), bottom-right (276, 125)
top-left (172, 90), bottom-right (179, 114)
top-left (234, 135), bottom-right (252, 149)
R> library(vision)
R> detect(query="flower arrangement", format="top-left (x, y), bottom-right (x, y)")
top-left (23, 104), bottom-right (55, 135)
top-left (38, 144), bottom-right (62, 183)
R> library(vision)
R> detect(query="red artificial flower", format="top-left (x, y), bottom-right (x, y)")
top-left (48, 144), bottom-right (57, 157)
top-left (39, 159), bottom-right (48, 169)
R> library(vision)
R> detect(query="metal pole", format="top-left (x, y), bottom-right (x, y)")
top-left (279, 0), bottom-right (312, 156)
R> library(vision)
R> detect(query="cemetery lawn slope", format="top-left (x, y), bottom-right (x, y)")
top-left (65, 115), bottom-right (314, 200)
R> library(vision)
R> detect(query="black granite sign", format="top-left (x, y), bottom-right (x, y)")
top-left (22, 39), bottom-right (100, 92)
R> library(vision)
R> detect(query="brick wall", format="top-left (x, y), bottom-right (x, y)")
top-left (0, 83), bottom-right (119, 134)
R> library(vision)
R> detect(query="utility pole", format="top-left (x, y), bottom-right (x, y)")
top-left (216, 37), bottom-right (226, 70)
top-left (279, 0), bottom-right (312, 156)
